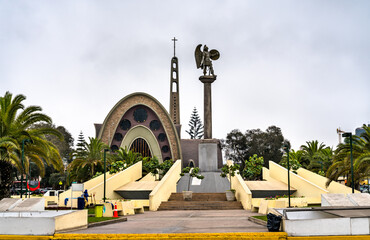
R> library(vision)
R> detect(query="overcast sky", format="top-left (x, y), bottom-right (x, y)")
top-left (1, 1), bottom-right (369, 151)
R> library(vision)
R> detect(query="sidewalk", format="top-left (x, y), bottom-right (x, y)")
top-left (67, 209), bottom-right (268, 234)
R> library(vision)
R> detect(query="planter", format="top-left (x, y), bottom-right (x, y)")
top-left (225, 190), bottom-right (235, 201)
top-left (182, 191), bottom-right (192, 201)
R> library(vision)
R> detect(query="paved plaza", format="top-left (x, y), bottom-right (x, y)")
top-left (68, 210), bottom-right (268, 234)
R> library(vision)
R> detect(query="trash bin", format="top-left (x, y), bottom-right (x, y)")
top-left (267, 213), bottom-right (282, 232)
top-left (77, 197), bottom-right (85, 210)
top-left (95, 204), bottom-right (103, 217)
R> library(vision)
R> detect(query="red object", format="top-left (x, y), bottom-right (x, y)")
top-left (27, 181), bottom-right (40, 191)
top-left (113, 202), bottom-right (119, 218)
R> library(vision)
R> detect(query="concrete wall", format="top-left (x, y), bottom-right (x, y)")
top-left (284, 217), bottom-right (370, 236)
top-left (0, 210), bottom-right (87, 235)
top-left (268, 161), bottom-right (328, 203)
top-left (149, 160), bottom-right (181, 211)
top-left (59, 161), bottom-right (142, 206)
top-left (227, 160), bottom-right (253, 210)
top-left (296, 167), bottom-right (360, 194)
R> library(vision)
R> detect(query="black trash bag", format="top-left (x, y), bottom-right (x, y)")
top-left (266, 213), bottom-right (282, 232)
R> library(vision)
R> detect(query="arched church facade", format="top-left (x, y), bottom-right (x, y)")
top-left (96, 92), bottom-right (182, 162)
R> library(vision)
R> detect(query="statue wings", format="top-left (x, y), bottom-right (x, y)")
top-left (194, 44), bottom-right (203, 69)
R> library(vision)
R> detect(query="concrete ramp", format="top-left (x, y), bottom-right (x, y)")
top-left (321, 193), bottom-right (370, 206)
top-left (0, 198), bottom-right (22, 211)
top-left (348, 193), bottom-right (370, 206)
top-left (9, 198), bottom-right (45, 211)
top-left (115, 181), bottom-right (159, 199)
top-left (177, 172), bottom-right (229, 193)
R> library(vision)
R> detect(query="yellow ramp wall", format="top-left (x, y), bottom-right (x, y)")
top-left (269, 161), bottom-right (328, 202)
top-left (296, 167), bottom-right (360, 194)
top-left (59, 161), bottom-right (142, 206)
top-left (149, 160), bottom-right (181, 211)
top-left (227, 160), bottom-right (253, 210)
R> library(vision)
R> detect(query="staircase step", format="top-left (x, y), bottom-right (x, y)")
top-left (159, 192), bottom-right (242, 211)
top-left (158, 200), bottom-right (243, 211)
top-left (169, 193), bottom-right (227, 201)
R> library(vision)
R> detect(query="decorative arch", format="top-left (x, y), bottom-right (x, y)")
top-left (98, 92), bottom-right (182, 161)
top-left (121, 125), bottom-right (161, 161)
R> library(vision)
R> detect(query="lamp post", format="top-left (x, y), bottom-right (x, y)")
top-left (342, 132), bottom-right (354, 193)
top-left (21, 139), bottom-right (31, 199)
top-left (283, 141), bottom-right (291, 207)
top-left (103, 149), bottom-right (109, 202)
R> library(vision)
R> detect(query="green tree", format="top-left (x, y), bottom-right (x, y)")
top-left (75, 131), bottom-right (86, 158)
top-left (31, 124), bottom-right (74, 188)
top-left (186, 107), bottom-right (204, 139)
top-left (223, 126), bottom-right (286, 168)
top-left (242, 154), bottom-right (264, 180)
top-left (0, 92), bottom-right (63, 199)
top-left (68, 137), bottom-right (108, 182)
top-left (220, 163), bottom-right (240, 190)
top-left (326, 125), bottom-right (370, 188)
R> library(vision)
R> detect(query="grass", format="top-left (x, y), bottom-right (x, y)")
top-left (87, 208), bottom-right (95, 214)
top-left (252, 215), bottom-right (267, 221)
top-left (88, 217), bottom-right (115, 223)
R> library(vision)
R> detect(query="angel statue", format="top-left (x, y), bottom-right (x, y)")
top-left (195, 44), bottom-right (220, 76)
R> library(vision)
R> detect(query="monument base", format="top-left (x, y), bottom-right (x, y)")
top-left (199, 142), bottom-right (218, 172)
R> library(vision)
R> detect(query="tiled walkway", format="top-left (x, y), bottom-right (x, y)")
top-left (69, 210), bottom-right (268, 234)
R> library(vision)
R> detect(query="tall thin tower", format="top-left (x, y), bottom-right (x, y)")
top-left (170, 37), bottom-right (180, 124)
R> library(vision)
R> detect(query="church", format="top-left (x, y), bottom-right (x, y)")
top-left (93, 41), bottom-right (223, 171)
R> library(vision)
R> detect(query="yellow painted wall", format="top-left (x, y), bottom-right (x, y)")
top-left (140, 173), bottom-right (156, 181)
top-left (296, 167), bottom-right (360, 194)
top-left (54, 210), bottom-right (88, 232)
top-left (58, 161), bottom-right (142, 206)
top-left (262, 167), bottom-right (274, 181)
top-left (269, 161), bottom-right (328, 203)
top-left (227, 160), bottom-right (253, 210)
top-left (149, 160), bottom-right (181, 211)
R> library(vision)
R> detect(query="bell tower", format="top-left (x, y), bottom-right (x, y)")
top-left (170, 37), bottom-right (181, 137)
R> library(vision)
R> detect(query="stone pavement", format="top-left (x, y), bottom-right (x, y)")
top-left (68, 209), bottom-right (268, 234)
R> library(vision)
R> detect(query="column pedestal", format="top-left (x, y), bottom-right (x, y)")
top-left (199, 75), bottom-right (216, 139)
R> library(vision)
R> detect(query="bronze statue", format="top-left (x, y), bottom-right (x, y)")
top-left (195, 44), bottom-right (220, 76)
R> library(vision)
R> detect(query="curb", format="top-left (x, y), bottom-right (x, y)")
top-left (53, 232), bottom-right (288, 239)
top-left (248, 216), bottom-right (267, 226)
top-left (88, 217), bottom-right (127, 228)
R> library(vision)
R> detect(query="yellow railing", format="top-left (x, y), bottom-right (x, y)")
top-left (149, 160), bottom-right (181, 211)
top-left (58, 161), bottom-right (142, 206)
top-left (227, 160), bottom-right (253, 210)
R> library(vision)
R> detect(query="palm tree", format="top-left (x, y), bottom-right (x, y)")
top-left (300, 140), bottom-right (332, 173)
top-left (68, 137), bottom-right (108, 181)
top-left (326, 125), bottom-right (370, 188)
top-left (0, 91), bottom-right (63, 199)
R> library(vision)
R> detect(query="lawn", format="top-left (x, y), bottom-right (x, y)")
top-left (88, 217), bottom-right (115, 223)
top-left (252, 215), bottom-right (267, 221)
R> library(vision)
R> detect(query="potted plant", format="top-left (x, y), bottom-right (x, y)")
top-left (220, 163), bottom-right (240, 201)
top-left (180, 167), bottom-right (204, 200)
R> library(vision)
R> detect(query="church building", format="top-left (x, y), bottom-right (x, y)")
top-left (94, 40), bottom-right (223, 170)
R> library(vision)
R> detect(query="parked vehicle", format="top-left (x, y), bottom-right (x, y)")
top-left (43, 190), bottom-right (64, 197)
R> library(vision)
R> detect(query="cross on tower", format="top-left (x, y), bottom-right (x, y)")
top-left (172, 37), bottom-right (177, 56)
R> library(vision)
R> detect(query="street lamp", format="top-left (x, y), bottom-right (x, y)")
top-left (21, 139), bottom-right (31, 199)
top-left (342, 132), bottom-right (354, 193)
top-left (103, 148), bottom-right (109, 202)
top-left (283, 141), bottom-right (291, 208)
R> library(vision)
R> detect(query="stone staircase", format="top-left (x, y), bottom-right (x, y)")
top-left (158, 193), bottom-right (243, 211)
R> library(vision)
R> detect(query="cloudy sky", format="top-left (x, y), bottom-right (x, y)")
top-left (1, 1), bottom-right (369, 150)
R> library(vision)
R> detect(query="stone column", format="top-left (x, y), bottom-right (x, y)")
top-left (199, 75), bottom-right (216, 139)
